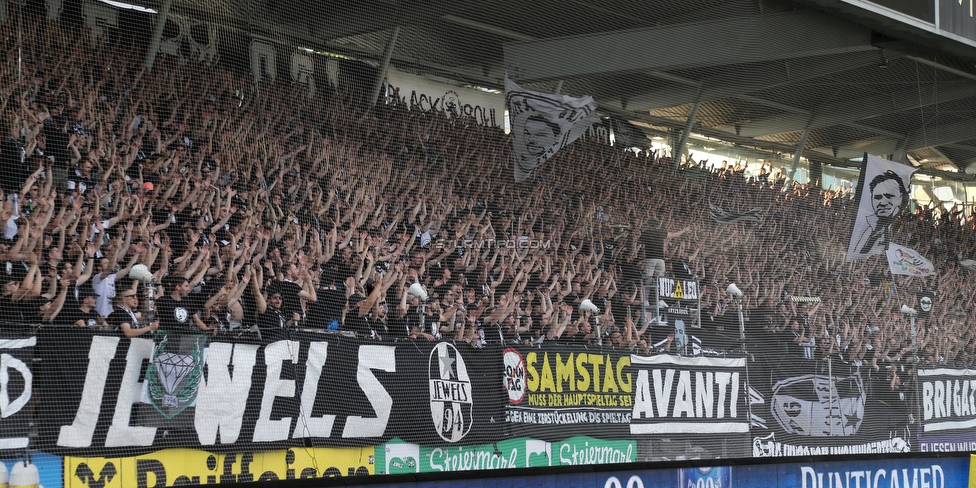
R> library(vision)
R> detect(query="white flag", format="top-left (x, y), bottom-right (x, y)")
top-left (506, 76), bottom-right (599, 183)
top-left (887, 243), bottom-right (934, 276)
top-left (846, 154), bottom-right (917, 261)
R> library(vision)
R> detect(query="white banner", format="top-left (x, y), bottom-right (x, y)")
top-left (385, 69), bottom-right (504, 128)
top-left (847, 154), bottom-right (917, 261)
top-left (506, 77), bottom-right (599, 183)
top-left (887, 242), bottom-right (935, 276)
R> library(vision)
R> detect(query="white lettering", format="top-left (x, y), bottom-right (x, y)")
top-left (342, 345), bottom-right (395, 437)
top-left (293, 342), bottom-right (334, 438)
top-left (651, 369), bottom-right (674, 418)
top-left (58, 336), bottom-right (119, 447)
top-left (105, 338), bottom-right (156, 447)
top-left (801, 466), bottom-right (816, 488)
top-left (0, 354), bottom-right (31, 418)
top-left (633, 370), bottom-right (653, 419)
top-left (253, 340), bottom-right (299, 442)
top-left (695, 372), bottom-right (713, 418)
top-left (715, 372), bottom-right (731, 419)
top-left (923, 382), bottom-right (934, 420)
top-left (195, 342), bottom-right (258, 445)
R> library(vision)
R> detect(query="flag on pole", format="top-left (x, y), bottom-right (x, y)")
top-left (887, 243), bottom-right (934, 276)
top-left (506, 76), bottom-right (599, 183)
top-left (846, 154), bottom-right (917, 261)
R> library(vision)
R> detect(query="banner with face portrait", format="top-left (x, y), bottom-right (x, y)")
top-left (846, 154), bottom-right (917, 262)
top-left (506, 77), bottom-right (600, 183)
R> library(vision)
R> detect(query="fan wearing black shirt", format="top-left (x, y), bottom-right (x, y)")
top-left (275, 263), bottom-right (316, 323)
top-left (0, 121), bottom-right (28, 196)
top-left (0, 257), bottom-right (42, 327)
top-left (155, 275), bottom-right (213, 335)
top-left (258, 285), bottom-right (300, 330)
top-left (109, 283), bottom-right (158, 338)
top-left (57, 287), bottom-right (101, 328)
top-left (641, 224), bottom-right (692, 280)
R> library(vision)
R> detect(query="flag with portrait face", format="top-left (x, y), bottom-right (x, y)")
top-left (506, 76), bottom-right (600, 183)
top-left (846, 154), bottom-right (917, 261)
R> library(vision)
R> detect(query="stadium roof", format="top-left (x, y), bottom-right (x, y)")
top-left (160, 0), bottom-right (976, 175)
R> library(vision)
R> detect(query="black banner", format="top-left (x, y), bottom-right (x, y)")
top-left (749, 352), bottom-right (911, 457)
top-left (0, 334), bottom-right (34, 454)
top-left (34, 328), bottom-right (505, 457)
top-left (18, 328), bottom-right (957, 461)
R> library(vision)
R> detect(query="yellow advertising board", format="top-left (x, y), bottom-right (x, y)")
top-left (65, 447), bottom-right (374, 487)
top-left (970, 454), bottom-right (976, 488)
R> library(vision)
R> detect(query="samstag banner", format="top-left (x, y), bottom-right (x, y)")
top-left (502, 346), bottom-right (634, 439)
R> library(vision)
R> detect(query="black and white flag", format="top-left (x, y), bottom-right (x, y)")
top-left (506, 76), bottom-right (599, 183)
top-left (917, 291), bottom-right (936, 318)
top-left (708, 203), bottom-right (763, 224)
top-left (846, 154), bottom-right (917, 262)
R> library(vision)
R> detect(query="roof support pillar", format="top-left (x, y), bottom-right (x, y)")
top-left (674, 97), bottom-right (701, 170)
top-left (785, 127), bottom-right (810, 189)
top-left (144, 0), bottom-right (173, 71)
top-left (370, 26), bottom-right (401, 105)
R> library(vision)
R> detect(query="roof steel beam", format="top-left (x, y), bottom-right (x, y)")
top-left (503, 10), bottom-right (875, 82)
top-left (738, 80), bottom-right (976, 137)
top-left (610, 50), bottom-right (883, 112)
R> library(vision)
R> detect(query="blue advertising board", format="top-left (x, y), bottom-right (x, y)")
top-left (339, 456), bottom-right (968, 488)
top-left (1, 451), bottom-right (63, 488)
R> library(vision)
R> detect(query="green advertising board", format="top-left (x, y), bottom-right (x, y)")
top-left (375, 436), bottom-right (637, 474)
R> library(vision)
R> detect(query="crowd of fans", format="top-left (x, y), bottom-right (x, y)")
top-left (0, 15), bottom-right (975, 387)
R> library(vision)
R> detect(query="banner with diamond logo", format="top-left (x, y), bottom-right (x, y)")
top-left (144, 331), bottom-right (207, 419)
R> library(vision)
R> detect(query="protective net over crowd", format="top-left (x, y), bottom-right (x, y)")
top-left (1, 0), bottom-right (976, 486)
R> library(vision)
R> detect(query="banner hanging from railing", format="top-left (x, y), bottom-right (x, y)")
top-left (749, 353), bottom-right (911, 457)
top-left (22, 328), bottom-right (966, 463)
top-left (34, 328), bottom-right (506, 457)
top-left (917, 366), bottom-right (976, 452)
